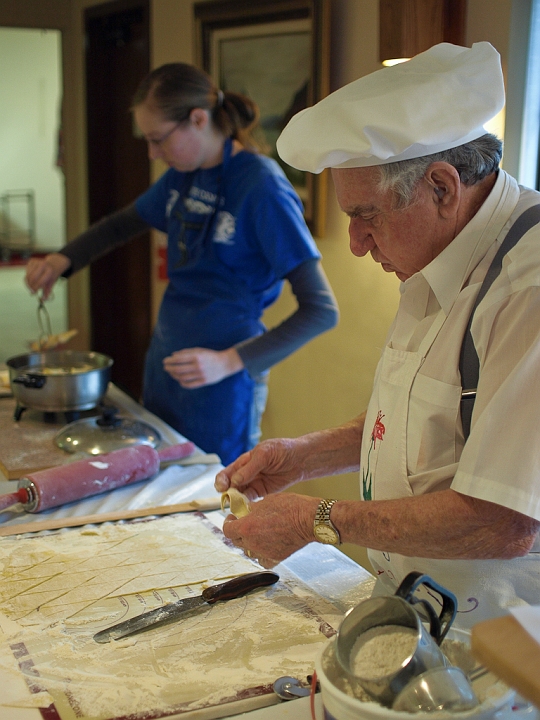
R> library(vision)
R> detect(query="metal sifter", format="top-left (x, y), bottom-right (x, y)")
top-left (334, 572), bottom-right (458, 708)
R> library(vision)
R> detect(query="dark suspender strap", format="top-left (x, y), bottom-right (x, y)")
top-left (459, 204), bottom-right (540, 440)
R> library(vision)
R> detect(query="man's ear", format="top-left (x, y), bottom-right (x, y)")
top-left (425, 162), bottom-right (461, 217)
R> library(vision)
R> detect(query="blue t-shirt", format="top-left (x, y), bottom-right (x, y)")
top-left (135, 148), bottom-right (322, 462)
top-left (135, 149), bottom-right (320, 326)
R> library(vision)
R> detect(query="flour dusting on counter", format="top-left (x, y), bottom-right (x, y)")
top-left (0, 514), bottom-right (334, 719)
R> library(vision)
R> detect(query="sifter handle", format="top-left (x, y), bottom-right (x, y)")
top-left (395, 571), bottom-right (457, 643)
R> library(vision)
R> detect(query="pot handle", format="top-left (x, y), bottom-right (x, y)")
top-left (12, 373), bottom-right (47, 389)
top-left (394, 571), bottom-right (457, 644)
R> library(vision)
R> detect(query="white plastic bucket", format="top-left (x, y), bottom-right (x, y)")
top-left (315, 628), bottom-right (515, 720)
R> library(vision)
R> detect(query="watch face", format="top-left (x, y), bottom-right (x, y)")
top-left (314, 524), bottom-right (339, 544)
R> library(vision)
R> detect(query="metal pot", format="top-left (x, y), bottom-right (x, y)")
top-left (7, 350), bottom-right (113, 413)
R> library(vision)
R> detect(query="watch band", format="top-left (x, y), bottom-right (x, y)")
top-left (313, 498), bottom-right (341, 545)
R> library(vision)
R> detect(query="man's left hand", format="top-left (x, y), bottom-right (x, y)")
top-left (222, 492), bottom-right (320, 567)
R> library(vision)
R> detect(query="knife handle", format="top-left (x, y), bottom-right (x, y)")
top-left (202, 571), bottom-right (279, 604)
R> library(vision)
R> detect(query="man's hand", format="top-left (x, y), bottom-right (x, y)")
top-left (214, 437), bottom-right (310, 500)
top-left (222, 492), bottom-right (320, 567)
top-left (25, 253), bottom-right (71, 300)
top-left (163, 347), bottom-right (243, 388)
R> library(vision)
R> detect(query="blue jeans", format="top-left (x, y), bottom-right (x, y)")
top-left (248, 373), bottom-right (269, 450)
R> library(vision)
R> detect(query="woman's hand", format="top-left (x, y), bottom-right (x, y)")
top-left (163, 347), bottom-right (243, 388)
top-left (25, 253), bottom-right (71, 299)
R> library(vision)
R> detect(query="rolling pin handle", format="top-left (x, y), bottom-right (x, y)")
top-left (0, 487), bottom-right (31, 512)
top-left (17, 479), bottom-right (39, 512)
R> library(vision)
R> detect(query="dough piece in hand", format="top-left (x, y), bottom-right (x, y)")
top-left (221, 488), bottom-right (251, 518)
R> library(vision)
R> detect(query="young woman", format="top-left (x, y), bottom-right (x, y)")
top-left (25, 63), bottom-right (338, 465)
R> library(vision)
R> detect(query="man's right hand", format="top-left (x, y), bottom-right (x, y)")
top-left (25, 253), bottom-right (71, 300)
top-left (215, 416), bottom-right (365, 501)
top-left (214, 437), bottom-right (309, 500)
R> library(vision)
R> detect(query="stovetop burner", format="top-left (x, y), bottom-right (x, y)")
top-left (14, 404), bottom-right (83, 424)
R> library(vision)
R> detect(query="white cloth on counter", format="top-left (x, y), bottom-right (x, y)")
top-left (510, 605), bottom-right (540, 646)
top-left (276, 42), bottom-right (505, 172)
top-left (362, 169), bottom-right (540, 628)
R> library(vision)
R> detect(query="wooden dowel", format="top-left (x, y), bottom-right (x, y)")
top-left (0, 497), bottom-right (222, 537)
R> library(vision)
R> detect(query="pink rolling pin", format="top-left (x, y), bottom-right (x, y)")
top-left (0, 442), bottom-right (195, 513)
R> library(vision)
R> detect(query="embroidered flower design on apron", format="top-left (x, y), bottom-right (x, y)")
top-left (362, 411), bottom-right (385, 501)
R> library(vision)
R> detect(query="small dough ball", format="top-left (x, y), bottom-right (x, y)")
top-left (221, 488), bottom-right (251, 518)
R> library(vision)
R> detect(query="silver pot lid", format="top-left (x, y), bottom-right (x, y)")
top-left (55, 415), bottom-right (162, 455)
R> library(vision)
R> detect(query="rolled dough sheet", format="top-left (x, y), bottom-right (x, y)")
top-left (0, 513), bottom-right (335, 720)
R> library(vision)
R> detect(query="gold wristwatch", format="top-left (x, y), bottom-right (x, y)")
top-left (313, 499), bottom-right (341, 545)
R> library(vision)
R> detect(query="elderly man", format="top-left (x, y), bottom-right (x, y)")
top-left (215, 42), bottom-right (540, 628)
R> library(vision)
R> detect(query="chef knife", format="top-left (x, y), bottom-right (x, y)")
top-left (93, 571), bottom-right (279, 643)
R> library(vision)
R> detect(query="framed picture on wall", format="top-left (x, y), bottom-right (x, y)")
top-left (194, 0), bottom-right (330, 237)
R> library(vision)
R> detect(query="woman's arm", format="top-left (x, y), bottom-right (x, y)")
top-left (25, 204), bottom-right (150, 298)
top-left (235, 258), bottom-right (339, 376)
top-left (60, 203), bottom-right (150, 276)
top-left (163, 258), bottom-right (339, 388)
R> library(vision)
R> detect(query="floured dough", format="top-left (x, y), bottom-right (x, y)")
top-left (0, 515), bottom-right (255, 621)
top-left (221, 488), bottom-right (251, 517)
top-left (0, 513), bottom-right (333, 720)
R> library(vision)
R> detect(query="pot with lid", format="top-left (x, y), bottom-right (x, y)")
top-left (7, 350), bottom-right (113, 417)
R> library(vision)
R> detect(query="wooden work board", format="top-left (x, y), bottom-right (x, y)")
top-left (0, 397), bottom-right (89, 479)
top-left (471, 614), bottom-right (540, 709)
top-left (0, 512), bottom-right (335, 720)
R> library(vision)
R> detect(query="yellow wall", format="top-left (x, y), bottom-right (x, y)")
top-left (0, 0), bottom-right (517, 570)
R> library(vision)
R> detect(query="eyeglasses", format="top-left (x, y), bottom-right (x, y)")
top-left (146, 123), bottom-right (181, 148)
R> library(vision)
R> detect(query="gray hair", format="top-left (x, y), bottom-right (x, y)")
top-left (377, 134), bottom-right (503, 209)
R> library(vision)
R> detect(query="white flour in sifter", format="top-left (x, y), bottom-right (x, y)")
top-left (350, 625), bottom-right (417, 678)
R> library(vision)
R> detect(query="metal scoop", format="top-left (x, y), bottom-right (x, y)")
top-left (392, 665), bottom-right (480, 713)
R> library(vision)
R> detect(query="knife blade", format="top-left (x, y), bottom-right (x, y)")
top-left (93, 571), bottom-right (279, 643)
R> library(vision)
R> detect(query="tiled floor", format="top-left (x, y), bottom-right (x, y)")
top-left (0, 267), bottom-right (67, 363)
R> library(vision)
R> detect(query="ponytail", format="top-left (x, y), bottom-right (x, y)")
top-left (132, 63), bottom-right (265, 152)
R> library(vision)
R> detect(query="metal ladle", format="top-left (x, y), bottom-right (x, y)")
top-left (37, 293), bottom-right (53, 348)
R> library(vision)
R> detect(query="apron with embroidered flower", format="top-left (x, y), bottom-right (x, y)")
top-left (360, 302), bottom-right (540, 629)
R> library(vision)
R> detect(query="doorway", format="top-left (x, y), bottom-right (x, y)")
top-left (85, 0), bottom-right (150, 400)
top-left (0, 26), bottom-right (67, 363)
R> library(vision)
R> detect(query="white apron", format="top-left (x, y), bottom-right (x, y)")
top-left (361, 305), bottom-right (540, 630)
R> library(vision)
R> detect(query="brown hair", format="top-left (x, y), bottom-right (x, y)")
top-left (132, 62), bottom-right (263, 151)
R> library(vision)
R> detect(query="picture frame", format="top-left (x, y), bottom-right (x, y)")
top-left (194, 0), bottom-right (330, 237)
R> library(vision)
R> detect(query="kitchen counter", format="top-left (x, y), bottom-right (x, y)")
top-left (0, 382), bottom-right (196, 481)
top-left (0, 384), bottom-right (375, 720)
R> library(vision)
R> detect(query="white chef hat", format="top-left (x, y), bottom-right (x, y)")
top-left (276, 42), bottom-right (505, 174)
